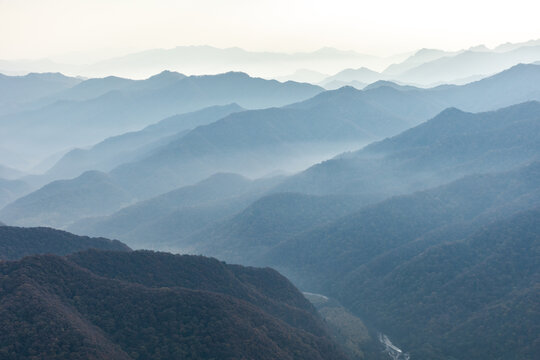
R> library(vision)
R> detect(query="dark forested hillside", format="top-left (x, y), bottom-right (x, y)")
top-left (338, 208), bottom-right (540, 360)
top-left (249, 162), bottom-right (540, 360)
top-left (68, 250), bottom-right (323, 333)
top-left (0, 251), bottom-right (348, 360)
top-left (267, 161), bottom-right (540, 288)
top-left (0, 226), bottom-right (130, 260)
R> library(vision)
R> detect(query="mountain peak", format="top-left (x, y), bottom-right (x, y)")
top-left (468, 44), bottom-right (490, 52)
top-left (147, 70), bottom-right (186, 81)
top-left (508, 62), bottom-right (540, 70)
top-left (202, 71), bottom-right (252, 81)
top-left (24, 72), bottom-right (72, 80)
top-left (336, 67), bottom-right (378, 75)
top-left (363, 80), bottom-right (414, 91)
top-left (436, 106), bottom-right (468, 117)
top-left (486, 63), bottom-right (540, 79)
top-left (414, 48), bottom-right (445, 56)
top-left (330, 85), bottom-right (361, 94)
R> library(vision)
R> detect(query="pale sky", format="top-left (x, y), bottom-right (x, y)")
top-left (1, 0), bottom-right (540, 61)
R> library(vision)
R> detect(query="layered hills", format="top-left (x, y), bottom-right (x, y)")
top-left (0, 71), bottom-right (322, 165)
top-left (40, 103), bottom-right (244, 182)
top-left (68, 173), bottom-right (284, 248)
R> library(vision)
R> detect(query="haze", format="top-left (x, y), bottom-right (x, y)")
top-left (2, 0), bottom-right (540, 62)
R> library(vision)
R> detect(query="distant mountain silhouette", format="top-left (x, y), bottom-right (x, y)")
top-left (320, 80), bottom-right (367, 90)
top-left (320, 67), bottom-right (381, 88)
top-left (10, 67), bottom-right (540, 229)
top-left (0, 171), bottom-right (134, 228)
top-left (280, 101), bottom-right (540, 196)
top-left (424, 63), bottom-right (540, 112)
top-left (363, 63), bottom-right (540, 113)
top-left (0, 58), bottom-right (79, 76)
top-left (48, 75), bottom-right (135, 101)
top-left (0, 164), bottom-right (25, 180)
top-left (363, 80), bottom-right (418, 91)
top-left (40, 103), bottom-right (244, 182)
top-left (0, 71), bottom-right (323, 166)
top-left (0, 72), bottom-right (81, 116)
top-left (82, 103), bottom-right (540, 256)
top-left (0, 226), bottom-right (130, 260)
top-left (81, 45), bottom-right (383, 79)
top-left (324, 43), bottom-right (540, 87)
top-left (393, 45), bottom-right (540, 85)
top-left (24, 71), bottom-right (188, 111)
top-left (494, 39), bottom-right (540, 52)
top-left (108, 85), bottom-right (435, 198)
top-left (0, 250), bottom-right (347, 360)
top-left (8, 80), bottom-right (440, 227)
top-left (0, 178), bottom-right (30, 209)
top-left (382, 48), bottom-right (459, 76)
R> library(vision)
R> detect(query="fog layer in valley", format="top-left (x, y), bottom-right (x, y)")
top-left (1, 37), bottom-right (540, 360)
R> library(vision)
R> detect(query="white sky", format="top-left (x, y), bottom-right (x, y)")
top-left (1, 0), bottom-right (540, 60)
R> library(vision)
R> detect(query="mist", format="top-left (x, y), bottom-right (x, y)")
top-left (1, 2), bottom-right (540, 359)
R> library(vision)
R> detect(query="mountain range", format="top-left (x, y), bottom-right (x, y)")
top-left (163, 103), bottom-right (540, 269)
top-left (1, 46), bottom-right (401, 79)
top-left (49, 100), bottom-right (540, 271)
top-left (152, 103), bottom-right (540, 359)
top-left (38, 103), bottom-right (244, 183)
top-left (393, 44), bottom-right (540, 85)
top-left (2, 40), bottom-right (540, 360)
top-left (78, 63), bottom-right (540, 199)
top-left (6, 65), bottom-right (540, 231)
top-left (4, 40), bottom-right (540, 86)
top-left (318, 41), bottom-right (540, 87)
top-left (0, 171), bottom-right (134, 228)
top-left (0, 71), bottom-right (322, 168)
top-left (183, 161), bottom-right (540, 359)
top-left (0, 72), bottom-right (81, 116)
top-left (279, 100), bottom-right (540, 197)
